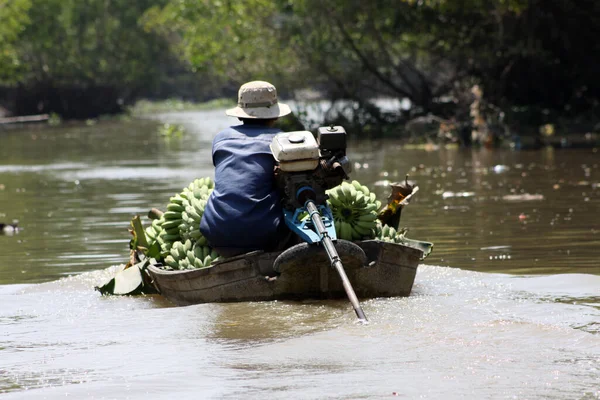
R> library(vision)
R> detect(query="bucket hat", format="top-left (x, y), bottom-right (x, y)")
top-left (226, 81), bottom-right (291, 119)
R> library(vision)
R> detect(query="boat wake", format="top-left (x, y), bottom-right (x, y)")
top-left (1, 264), bottom-right (599, 399)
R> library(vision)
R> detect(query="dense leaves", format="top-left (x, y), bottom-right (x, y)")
top-left (1, 0), bottom-right (171, 117)
top-left (0, 0), bottom-right (31, 82)
top-left (1, 0), bottom-right (598, 134)
top-left (144, 0), bottom-right (600, 136)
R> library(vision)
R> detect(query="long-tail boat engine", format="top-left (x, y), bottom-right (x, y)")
top-left (270, 126), bottom-right (368, 321)
top-left (271, 126), bottom-right (351, 243)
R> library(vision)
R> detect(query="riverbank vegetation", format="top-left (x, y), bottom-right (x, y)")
top-left (1, 0), bottom-right (599, 145)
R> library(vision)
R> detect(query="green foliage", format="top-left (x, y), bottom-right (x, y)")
top-left (1, 0), bottom-right (598, 132)
top-left (157, 123), bottom-right (185, 138)
top-left (142, 0), bottom-right (299, 84)
top-left (0, 0), bottom-right (31, 82)
top-left (144, 0), bottom-right (599, 136)
top-left (14, 0), bottom-right (169, 86)
top-left (47, 112), bottom-right (62, 126)
top-left (0, 0), bottom-right (176, 118)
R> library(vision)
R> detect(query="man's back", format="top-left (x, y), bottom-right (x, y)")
top-left (200, 124), bottom-right (284, 254)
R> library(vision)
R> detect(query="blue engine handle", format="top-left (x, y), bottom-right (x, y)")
top-left (283, 203), bottom-right (337, 244)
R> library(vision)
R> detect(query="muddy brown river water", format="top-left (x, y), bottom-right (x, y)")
top-left (0, 109), bottom-right (598, 399)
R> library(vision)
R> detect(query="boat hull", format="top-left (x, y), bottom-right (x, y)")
top-left (146, 240), bottom-right (422, 306)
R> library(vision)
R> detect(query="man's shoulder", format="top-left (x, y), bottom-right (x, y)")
top-left (214, 126), bottom-right (238, 140)
top-left (214, 125), bottom-right (282, 145)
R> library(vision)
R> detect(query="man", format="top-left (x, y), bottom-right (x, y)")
top-left (200, 81), bottom-right (292, 257)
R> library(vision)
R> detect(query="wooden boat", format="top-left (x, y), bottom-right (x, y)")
top-left (145, 239), bottom-right (427, 306)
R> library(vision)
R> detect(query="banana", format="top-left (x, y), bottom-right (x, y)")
top-left (363, 203), bottom-right (378, 213)
top-left (186, 250), bottom-right (195, 265)
top-left (351, 180), bottom-right (363, 192)
top-left (350, 225), bottom-right (363, 240)
top-left (382, 224), bottom-right (390, 238)
top-left (187, 207), bottom-right (202, 222)
top-left (374, 220), bottom-right (383, 237)
top-left (203, 255), bottom-right (213, 267)
top-left (337, 189), bottom-right (350, 205)
top-left (196, 236), bottom-right (208, 246)
top-left (159, 233), bottom-right (179, 242)
top-left (198, 186), bottom-right (209, 198)
top-left (195, 197), bottom-right (207, 210)
top-left (164, 255), bottom-right (179, 269)
top-left (161, 219), bottom-right (183, 230)
top-left (176, 242), bottom-right (186, 259)
top-left (353, 192), bottom-right (368, 207)
top-left (169, 195), bottom-right (185, 206)
top-left (354, 218), bottom-right (377, 230)
top-left (352, 223), bottom-right (373, 237)
top-left (189, 230), bottom-right (202, 240)
top-left (327, 194), bottom-right (343, 209)
top-left (164, 226), bottom-right (179, 236)
top-left (369, 192), bottom-right (376, 203)
top-left (388, 226), bottom-right (397, 238)
top-left (167, 203), bottom-right (185, 213)
top-left (340, 183), bottom-right (352, 199)
top-left (356, 211), bottom-right (378, 222)
top-left (162, 211), bottom-right (181, 220)
top-left (193, 246), bottom-right (204, 260)
top-left (151, 221), bottom-right (162, 235)
top-left (145, 227), bottom-right (156, 239)
top-left (340, 221), bottom-right (352, 240)
top-left (349, 184), bottom-right (357, 199)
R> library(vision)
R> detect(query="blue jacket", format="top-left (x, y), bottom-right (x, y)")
top-left (200, 124), bottom-right (284, 252)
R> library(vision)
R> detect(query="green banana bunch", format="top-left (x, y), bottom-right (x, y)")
top-left (375, 220), bottom-right (409, 244)
top-left (153, 177), bottom-right (215, 254)
top-left (145, 218), bottom-right (164, 247)
top-left (326, 180), bottom-right (382, 241)
top-left (178, 178), bottom-right (213, 247)
top-left (162, 239), bottom-right (221, 270)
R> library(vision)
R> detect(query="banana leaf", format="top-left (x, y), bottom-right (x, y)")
top-left (95, 258), bottom-right (159, 296)
top-left (397, 237), bottom-right (433, 260)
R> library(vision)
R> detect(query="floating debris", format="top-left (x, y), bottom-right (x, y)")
top-left (480, 245), bottom-right (512, 251)
top-left (502, 194), bottom-right (545, 201)
top-left (0, 221), bottom-right (19, 235)
top-left (518, 213), bottom-right (528, 221)
top-left (158, 123), bottom-right (186, 138)
top-left (442, 191), bottom-right (475, 199)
